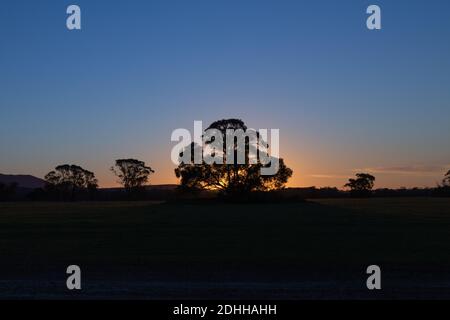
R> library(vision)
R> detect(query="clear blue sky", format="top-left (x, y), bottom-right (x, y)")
top-left (1, 0), bottom-right (450, 188)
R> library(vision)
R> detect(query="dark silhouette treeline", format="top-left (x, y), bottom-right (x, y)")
top-left (4, 184), bottom-right (449, 202)
top-left (289, 186), bottom-right (445, 199)
top-left (24, 159), bottom-right (155, 201)
top-left (3, 167), bottom-right (450, 202)
top-left (1, 119), bottom-right (450, 202)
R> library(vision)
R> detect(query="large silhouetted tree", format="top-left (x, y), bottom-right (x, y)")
top-left (45, 164), bottom-right (98, 200)
top-left (174, 119), bottom-right (293, 197)
top-left (111, 159), bottom-right (154, 194)
top-left (345, 173), bottom-right (375, 197)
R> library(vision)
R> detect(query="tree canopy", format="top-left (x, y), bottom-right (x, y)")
top-left (345, 173), bottom-right (375, 197)
top-left (111, 159), bottom-right (154, 193)
top-left (175, 119), bottom-right (293, 197)
top-left (45, 164), bottom-right (98, 200)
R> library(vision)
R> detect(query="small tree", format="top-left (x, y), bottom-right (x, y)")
top-left (111, 159), bottom-right (154, 194)
top-left (435, 170), bottom-right (450, 197)
top-left (443, 170), bottom-right (450, 187)
top-left (345, 173), bottom-right (375, 197)
top-left (45, 164), bottom-right (98, 200)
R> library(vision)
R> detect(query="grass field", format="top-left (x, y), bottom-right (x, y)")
top-left (1, 198), bottom-right (450, 299)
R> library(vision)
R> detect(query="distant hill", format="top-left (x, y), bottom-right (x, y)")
top-left (0, 174), bottom-right (46, 189)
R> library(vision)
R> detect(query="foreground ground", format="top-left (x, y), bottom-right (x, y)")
top-left (1, 198), bottom-right (450, 299)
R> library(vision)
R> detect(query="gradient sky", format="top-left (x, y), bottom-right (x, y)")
top-left (1, 0), bottom-right (450, 189)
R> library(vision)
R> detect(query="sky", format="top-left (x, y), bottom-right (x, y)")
top-left (1, 0), bottom-right (450, 189)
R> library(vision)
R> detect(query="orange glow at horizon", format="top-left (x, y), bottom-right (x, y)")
top-left (92, 156), bottom-right (446, 190)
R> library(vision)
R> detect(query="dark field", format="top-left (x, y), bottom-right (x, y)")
top-left (1, 198), bottom-right (450, 299)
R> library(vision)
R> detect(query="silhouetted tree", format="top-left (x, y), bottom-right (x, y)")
top-left (443, 170), bottom-right (450, 187)
top-left (174, 119), bottom-right (293, 198)
top-left (434, 170), bottom-right (450, 197)
top-left (345, 173), bottom-right (375, 197)
top-left (0, 182), bottom-right (18, 201)
top-left (111, 159), bottom-right (154, 194)
top-left (45, 164), bottom-right (98, 200)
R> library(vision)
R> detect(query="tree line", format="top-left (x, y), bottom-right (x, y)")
top-left (38, 159), bottom-right (155, 201)
top-left (1, 119), bottom-right (450, 201)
